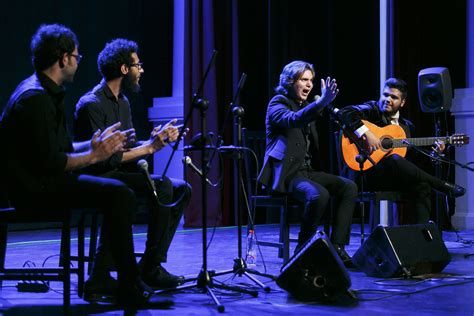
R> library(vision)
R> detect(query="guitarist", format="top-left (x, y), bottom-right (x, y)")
top-left (338, 78), bottom-right (465, 224)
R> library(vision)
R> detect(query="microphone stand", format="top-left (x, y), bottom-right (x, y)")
top-left (212, 79), bottom-right (274, 291)
top-left (330, 107), bottom-right (375, 243)
top-left (156, 51), bottom-right (257, 313)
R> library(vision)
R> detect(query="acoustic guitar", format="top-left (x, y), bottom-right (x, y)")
top-left (341, 120), bottom-right (469, 171)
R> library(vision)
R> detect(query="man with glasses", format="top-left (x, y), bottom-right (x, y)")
top-left (0, 24), bottom-right (160, 308)
top-left (74, 38), bottom-right (191, 302)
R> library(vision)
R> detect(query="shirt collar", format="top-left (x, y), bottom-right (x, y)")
top-left (99, 79), bottom-right (124, 101)
top-left (36, 71), bottom-right (65, 97)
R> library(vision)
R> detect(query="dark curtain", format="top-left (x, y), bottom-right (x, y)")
top-left (183, 0), bottom-right (240, 227)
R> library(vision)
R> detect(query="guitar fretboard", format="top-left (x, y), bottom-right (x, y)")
top-left (391, 137), bottom-right (447, 148)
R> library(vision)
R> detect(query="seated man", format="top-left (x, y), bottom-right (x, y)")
top-left (0, 24), bottom-right (156, 308)
top-left (338, 77), bottom-right (465, 224)
top-left (258, 60), bottom-right (357, 267)
top-left (74, 38), bottom-right (191, 300)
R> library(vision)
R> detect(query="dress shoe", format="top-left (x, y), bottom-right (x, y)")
top-left (442, 182), bottom-right (466, 198)
top-left (117, 280), bottom-right (162, 310)
top-left (140, 262), bottom-right (185, 290)
top-left (334, 244), bottom-right (355, 269)
top-left (83, 274), bottom-right (118, 303)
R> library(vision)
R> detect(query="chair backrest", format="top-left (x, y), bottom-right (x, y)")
top-left (242, 128), bottom-right (266, 200)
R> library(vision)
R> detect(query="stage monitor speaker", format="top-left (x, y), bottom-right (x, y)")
top-left (418, 67), bottom-right (452, 113)
top-left (276, 231), bottom-right (351, 301)
top-left (352, 223), bottom-right (451, 278)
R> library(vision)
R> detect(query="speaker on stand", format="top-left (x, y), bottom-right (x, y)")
top-left (418, 67), bottom-right (453, 230)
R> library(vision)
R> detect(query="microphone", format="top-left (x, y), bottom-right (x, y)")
top-left (314, 94), bottom-right (341, 118)
top-left (182, 156), bottom-right (214, 186)
top-left (137, 159), bottom-right (158, 197)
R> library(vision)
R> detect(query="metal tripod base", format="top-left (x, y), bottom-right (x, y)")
top-left (155, 268), bottom-right (258, 313)
top-left (212, 258), bottom-right (275, 292)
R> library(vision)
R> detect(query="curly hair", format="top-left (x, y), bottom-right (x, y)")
top-left (30, 24), bottom-right (79, 71)
top-left (97, 39), bottom-right (138, 81)
top-left (274, 61), bottom-right (315, 96)
top-left (384, 78), bottom-right (408, 100)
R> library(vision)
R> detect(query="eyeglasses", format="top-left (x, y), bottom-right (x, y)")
top-left (129, 62), bottom-right (143, 70)
top-left (69, 53), bottom-right (83, 64)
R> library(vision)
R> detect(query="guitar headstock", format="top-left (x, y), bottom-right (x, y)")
top-left (447, 134), bottom-right (470, 146)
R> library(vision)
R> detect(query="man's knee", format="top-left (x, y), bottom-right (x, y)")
top-left (100, 178), bottom-right (136, 214)
top-left (344, 180), bottom-right (358, 198)
top-left (155, 175), bottom-right (173, 198)
top-left (178, 182), bottom-right (192, 206)
top-left (413, 182), bottom-right (431, 195)
top-left (306, 189), bottom-right (330, 206)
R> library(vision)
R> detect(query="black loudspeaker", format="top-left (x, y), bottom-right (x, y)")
top-left (418, 67), bottom-right (452, 113)
top-left (352, 223), bottom-right (451, 278)
top-left (276, 231), bottom-right (351, 301)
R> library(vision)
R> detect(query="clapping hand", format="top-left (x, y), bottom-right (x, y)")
top-left (90, 122), bottom-right (127, 162)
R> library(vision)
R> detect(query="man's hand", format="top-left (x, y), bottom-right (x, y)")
top-left (363, 130), bottom-right (381, 152)
top-left (432, 140), bottom-right (446, 154)
top-left (319, 76), bottom-right (339, 106)
top-left (162, 118), bottom-right (179, 143)
top-left (90, 123), bottom-right (126, 163)
top-left (145, 118), bottom-right (183, 154)
top-left (122, 128), bottom-right (137, 147)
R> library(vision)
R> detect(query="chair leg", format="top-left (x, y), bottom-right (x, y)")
top-left (278, 200), bottom-right (290, 263)
top-left (0, 224), bottom-right (8, 288)
top-left (370, 198), bottom-right (381, 231)
top-left (77, 213), bottom-right (85, 298)
top-left (87, 213), bottom-right (100, 275)
top-left (360, 200), bottom-right (365, 244)
top-left (62, 215), bottom-right (71, 313)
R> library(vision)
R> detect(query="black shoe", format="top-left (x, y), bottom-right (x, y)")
top-left (442, 182), bottom-right (466, 198)
top-left (334, 244), bottom-right (355, 269)
top-left (140, 262), bottom-right (185, 290)
top-left (83, 274), bottom-right (118, 303)
top-left (117, 280), bottom-right (161, 309)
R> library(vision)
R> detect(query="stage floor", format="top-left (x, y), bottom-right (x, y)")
top-left (1, 223), bottom-right (473, 315)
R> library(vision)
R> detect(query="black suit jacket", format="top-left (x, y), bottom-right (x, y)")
top-left (258, 94), bottom-right (322, 193)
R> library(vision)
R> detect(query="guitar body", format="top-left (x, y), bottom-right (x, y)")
top-left (342, 120), bottom-right (407, 171)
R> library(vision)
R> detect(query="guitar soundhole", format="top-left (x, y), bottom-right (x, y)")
top-left (381, 138), bottom-right (393, 150)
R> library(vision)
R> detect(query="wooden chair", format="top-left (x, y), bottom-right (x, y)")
top-left (242, 128), bottom-right (301, 263)
top-left (0, 193), bottom-right (86, 313)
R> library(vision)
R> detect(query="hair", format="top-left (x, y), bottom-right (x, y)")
top-left (30, 24), bottom-right (79, 71)
top-left (384, 78), bottom-right (408, 100)
top-left (97, 38), bottom-right (139, 81)
top-left (274, 60), bottom-right (315, 96)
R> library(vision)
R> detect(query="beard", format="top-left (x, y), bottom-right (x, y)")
top-left (121, 72), bottom-right (141, 93)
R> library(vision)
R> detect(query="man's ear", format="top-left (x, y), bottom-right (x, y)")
top-left (120, 64), bottom-right (129, 75)
top-left (59, 53), bottom-right (68, 68)
top-left (400, 98), bottom-right (406, 108)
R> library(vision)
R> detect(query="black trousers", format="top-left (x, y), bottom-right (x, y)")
top-left (364, 154), bottom-right (445, 224)
top-left (95, 171), bottom-right (191, 271)
top-left (10, 173), bottom-right (139, 289)
top-left (289, 170), bottom-right (357, 245)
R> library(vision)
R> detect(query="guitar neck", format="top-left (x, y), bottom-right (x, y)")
top-left (392, 137), bottom-right (447, 148)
